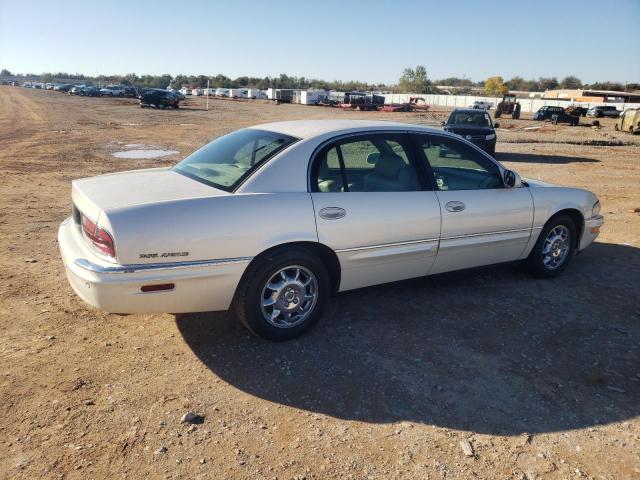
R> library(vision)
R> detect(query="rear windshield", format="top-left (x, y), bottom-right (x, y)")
top-left (173, 129), bottom-right (297, 191)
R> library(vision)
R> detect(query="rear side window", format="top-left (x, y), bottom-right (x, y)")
top-left (174, 129), bottom-right (297, 191)
top-left (313, 133), bottom-right (422, 192)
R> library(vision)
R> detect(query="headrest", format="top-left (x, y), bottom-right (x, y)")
top-left (374, 154), bottom-right (405, 178)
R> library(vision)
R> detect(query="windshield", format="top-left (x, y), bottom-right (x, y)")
top-left (448, 111), bottom-right (492, 127)
top-left (173, 129), bottom-right (297, 191)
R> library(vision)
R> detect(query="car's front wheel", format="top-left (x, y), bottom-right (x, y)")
top-left (526, 214), bottom-right (576, 278)
top-left (233, 248), bottom-right (330, 341)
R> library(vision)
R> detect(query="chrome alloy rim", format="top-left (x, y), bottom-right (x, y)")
top-left (542, 225), bottom-right (571, 270)
top-left (260, 265), bottom-right (318, 328)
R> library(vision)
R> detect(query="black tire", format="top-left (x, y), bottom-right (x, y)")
top-left (526, 214), bottom-right (577, 278)
top-left (233, 248), bottom-right (330, 341)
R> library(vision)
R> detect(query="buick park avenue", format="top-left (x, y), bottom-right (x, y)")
top-left (59, 120), bottom-right (604, 340)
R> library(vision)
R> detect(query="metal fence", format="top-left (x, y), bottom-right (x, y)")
top-left (382, 93), bottom-right (640, 113)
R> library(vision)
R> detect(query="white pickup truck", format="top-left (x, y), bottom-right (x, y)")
top-left (469, 100), bottom-right (494, 110)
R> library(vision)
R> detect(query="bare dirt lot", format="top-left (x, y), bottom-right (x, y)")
top-left (0, 87), bottom-right (638, 480)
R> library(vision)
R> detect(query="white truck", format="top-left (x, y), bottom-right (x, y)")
top-left (469, 100), bottom-right (494, 110)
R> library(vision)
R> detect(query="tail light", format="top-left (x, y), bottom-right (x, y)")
top-left (81, 214), bottom-right (116, 258)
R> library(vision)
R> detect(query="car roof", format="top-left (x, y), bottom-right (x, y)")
top-left (249, 120), bottom-right (439, 139)
top-left (450, 108), bottom-right (487, 114)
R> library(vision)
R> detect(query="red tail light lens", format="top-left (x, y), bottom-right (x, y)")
top-left (81, 214), bottom-right (116, 258)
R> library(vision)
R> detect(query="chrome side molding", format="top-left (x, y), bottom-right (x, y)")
top-left (74, 256), bottom-right (252, 274)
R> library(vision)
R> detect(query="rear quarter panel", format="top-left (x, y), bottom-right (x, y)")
top-left (104, 193), bottom-right (318, 265)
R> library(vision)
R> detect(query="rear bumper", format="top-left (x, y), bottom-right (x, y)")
top-left (58, 217), bottom-right (250, 314)
top-left (579, 214), bottom-right (604, 251)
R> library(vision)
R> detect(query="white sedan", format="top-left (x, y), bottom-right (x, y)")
top-left (58, 120), bottom-right (604, 340)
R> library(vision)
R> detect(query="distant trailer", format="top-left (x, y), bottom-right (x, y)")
top-left (191, 88), bottom-right (203, 96)
top-left (228, 88), bottom-right (248, 99)
top-left (247, 88), bottom-right (266, 99)
top-left (300, 90), bottom-right (328, 105)
top-left (340, 92), bottom-right (385, 111)
top-left (202, 88), bottom-right (216, 95)
top-left (216, 88), bottom-right (229, 97)
top-left (274, 89), bottom-right (295, 103)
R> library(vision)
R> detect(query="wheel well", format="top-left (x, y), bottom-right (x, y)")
top-left (243, 242), bottom-right (341, 294)
top-left (549, 208), bottom-right (584, 247)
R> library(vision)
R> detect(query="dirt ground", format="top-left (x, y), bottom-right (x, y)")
top-left (0, 87), bottom-right (638, 480)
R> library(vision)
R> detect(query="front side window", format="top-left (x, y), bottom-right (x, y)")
top-left (174, 129), bottom-right (297, 191)
top-left (414, 135), bottom-right (503, 191)
top-left (314, 134), bottom-right (421, 192)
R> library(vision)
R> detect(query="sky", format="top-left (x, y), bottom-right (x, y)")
top-left (1, 0), bottom-right (639, 84)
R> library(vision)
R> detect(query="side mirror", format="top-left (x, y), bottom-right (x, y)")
top-left (494, 122), bottom-right (500, 128)
top-left (440, 121), bottom-right (445, 126)
top-left (503, 169), bottom-right (521, 188)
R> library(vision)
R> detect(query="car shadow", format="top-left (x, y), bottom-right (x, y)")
top-left (175, 242), bottom-right (639, 435)
top-left (495, 152), bottom-right (600, 164)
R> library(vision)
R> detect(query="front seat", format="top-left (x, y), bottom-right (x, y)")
top-left (363, 153), bottom-right (418, 191)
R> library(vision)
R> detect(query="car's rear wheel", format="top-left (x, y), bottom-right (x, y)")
top-left (526, 214), bottom-right (576, 278)
top-left (233, 248), bottom-right (330, 341)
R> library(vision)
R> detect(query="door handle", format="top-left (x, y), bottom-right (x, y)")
top-left (319, 207), bottom-right (346, 220)
top-left (445, 201), bottom-right (465, 213)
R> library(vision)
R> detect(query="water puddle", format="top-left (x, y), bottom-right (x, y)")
top-left (112, 149), bottom-right (179, 159)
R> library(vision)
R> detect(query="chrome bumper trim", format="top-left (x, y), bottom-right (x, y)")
top-left (74, 256), bottom-right (252, 274)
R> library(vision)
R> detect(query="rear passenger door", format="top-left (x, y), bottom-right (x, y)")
top-left (310, 132), bottom-right (441, 291)
top-left (412, 133), bottom-right (534, 274)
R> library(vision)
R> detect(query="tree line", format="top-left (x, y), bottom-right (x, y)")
top-left (1, 67), bottom-right (637, 94)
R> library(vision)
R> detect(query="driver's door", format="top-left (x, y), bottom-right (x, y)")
top-left (412, 133), bottom-right (534, 274)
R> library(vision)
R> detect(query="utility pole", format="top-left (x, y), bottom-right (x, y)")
top-left (206, 79), bottom-right (209, 111)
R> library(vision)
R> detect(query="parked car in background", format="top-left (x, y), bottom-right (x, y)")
top-left (123, 86), bottom-right (139, 98)
top-left (57, 120), bottom-right (603, 341)
top-left (167, 89), bottom-right (185, 100)
top-left (587, 105), bottom-right (621, 118)
top-left (100, 86), bottom-right (125, 97)
top-left (533, 106), bottom-right (579, 125)
top-left (615, 108), bottom-right (640, 134)
top-left (565, 105), bottom-right (588, 117)
top-left (79, 86), bottom-right (101, 97)
top-left (469, 100), bottom-right (493, 110)
top-left (441, 108), bottom-right (498, 155)
top-left (54, 84), bottom-right (74, 92)
top-left (139, 89), bottom-right (180, 108)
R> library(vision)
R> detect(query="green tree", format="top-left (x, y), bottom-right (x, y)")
top-left (537, 77), bottom-right (559, 91)
top-left (398, 65), bottom-right (432, 94)
top-left (0, 69), bottom-right (12, 77)
top-left (559, 75), bottom-right (582, 89)
top-left (505, 76), bottom-right (526, 91)
top-left (484, 76), bottom-right (508, 96)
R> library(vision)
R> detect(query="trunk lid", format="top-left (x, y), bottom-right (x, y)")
top-left (72, 167), bottom-right (228, 220)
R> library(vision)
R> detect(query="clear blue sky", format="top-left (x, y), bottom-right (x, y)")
top-left (1, 0), bottom-right (638, 84)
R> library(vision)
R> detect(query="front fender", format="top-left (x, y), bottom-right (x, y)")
top-left (520, 185), bottom-right (599, 257)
